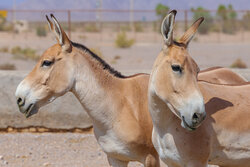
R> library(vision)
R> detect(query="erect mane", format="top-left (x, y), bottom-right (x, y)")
top-left (71, 41), bottom-right (126, 78)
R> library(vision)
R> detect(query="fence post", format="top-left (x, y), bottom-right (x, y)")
top-left (68, 10), bottom-right (71, 39)
top-left (184, 10), bottom-right (188, 31)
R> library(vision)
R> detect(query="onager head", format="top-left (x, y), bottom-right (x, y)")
top-left (15, 15), bottom-right (75, 118)
top-left (150, 10), bottom-right (206, 130)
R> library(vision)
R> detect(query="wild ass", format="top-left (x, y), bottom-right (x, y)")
top-left (15, 14), bottom-right (160, 167)
top-left (148, 10), bottom-right (250, 167)
top-left (15, 14), bottom-right (247, 167)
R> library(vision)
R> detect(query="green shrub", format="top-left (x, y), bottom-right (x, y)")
top-left (115, 31), bottom-right (135, 48)
top-left (230, 58), bottom-right (247, 68)
top-left (85, 24), bottom-right (99, 32)
top-left (0, 63), bottom-right (16, 70)
top-left (36, 26), bottom-right (47, 37)
top-left (11, 46), bottom-right (40, 61)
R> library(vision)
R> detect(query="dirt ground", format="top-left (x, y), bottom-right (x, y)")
top-left (0, 132), bottom-right (219, 167)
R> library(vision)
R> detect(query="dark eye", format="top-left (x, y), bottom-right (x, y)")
top-left (171, 64), bottom-right (182, 73)
top-left (42, 60), bottom-right (53, 67)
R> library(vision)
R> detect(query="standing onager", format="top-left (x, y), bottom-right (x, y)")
top-left (15, 14), bottom-right (160, 167)
top-left (148, 10), bottom-right (250, 167)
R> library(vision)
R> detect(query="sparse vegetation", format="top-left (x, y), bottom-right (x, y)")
top-left (115, 31), bottom-right (135, 48)
top-left (36, 25), bottom-right (47, 37)
top-left (135, 22), bottom-right (143, 32)
top-left (230, 58), bottom-right (247, 68)
top-left (11, 46), bottom-right (40, 61)
top-left (0, 47), bottom-right (8, 53)
top-left (0, 63), bottom-right (16, 70)
top-left (85, 24), bottom-right (99, 32)
top-left (192, 7), bottom-right (213, 34)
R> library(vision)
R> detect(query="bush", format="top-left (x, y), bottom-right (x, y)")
top-left (0, 63), bottom-right (16, 70)
top-left (135, 23), bottom-right (143, 32)
top-left (85, 24), bottom-right (99, 32)
top-left (36, 26), bottom-right (47, 37)
top-left (230, 58), bottom-right (247, 68)
top-left (11, 46), bottom-right (40, 61)
top-left (192, 7), bottom-right (213, 34)
top-left (115, 31), bottom-right (135, 48)
top-left (0, 47), bottom-right (8, 53)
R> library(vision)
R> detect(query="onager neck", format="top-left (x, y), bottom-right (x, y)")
top-left (148, 88), bottom-right (176, 133)
top-left (71, 47), bottom-right (122, 128)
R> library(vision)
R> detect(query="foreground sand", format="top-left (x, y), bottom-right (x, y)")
top-left (0, 132), bottom-right (219, 167)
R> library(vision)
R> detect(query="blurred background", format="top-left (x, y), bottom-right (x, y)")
top-left (0, 1), bottom-right (249, 166)
top-left (0, 0), bottom-right (250, 72)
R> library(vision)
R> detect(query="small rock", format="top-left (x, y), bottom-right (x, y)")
top-left (3, 160), bottom-right (8, 165)
top-left (0, 155), bottom-right (3, 160)
top-left (15, 155), bottom-right (20, 158)
top-left (43, 162), bottom-right (50, 166)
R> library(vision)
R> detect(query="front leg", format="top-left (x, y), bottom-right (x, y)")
top-left (108, 156), bottom-right (128, 167)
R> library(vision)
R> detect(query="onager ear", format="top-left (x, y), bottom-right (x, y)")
top-left (161, 10), bottom-right (177, 46)
top-left (46, 14), bottom-right (72, 52)
top-left (179, 17), bottom-right (204, 46)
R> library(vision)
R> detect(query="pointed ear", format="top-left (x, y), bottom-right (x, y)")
top-left (47, 14), bottom-right (72, 52)
top-left (161, 10), bottom-right (177, 46)
top-left (179, 17), bottom-right (204, 46)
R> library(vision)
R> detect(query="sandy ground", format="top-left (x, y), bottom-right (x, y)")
top-left (0, 132), bottom-right (219, 167)
top-left (0, 132), bottom-right (147, 167)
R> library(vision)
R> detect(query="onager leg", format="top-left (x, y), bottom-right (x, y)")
top-left (107, 157), bottom-right (128, 167)
top-left (144, 154), bottom-right (160, 167)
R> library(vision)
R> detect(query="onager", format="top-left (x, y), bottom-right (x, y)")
top-left (148, 10), bottom-right (250, 167)
top-left (15, 14), bottom-right (160, 167)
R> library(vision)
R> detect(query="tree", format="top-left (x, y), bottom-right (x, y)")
top-left (155, 3), bottom-right (169, 20)
top-left (242, 12), bottom-right (250, 30)
top-left (216, 4), bottom-right (237, 34)
top-left (192, 7), bottom-right (213, 34)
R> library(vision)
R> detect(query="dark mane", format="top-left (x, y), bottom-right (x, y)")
top-left (173, 41), bottom-right (186, 47)
top-left (71, 41), bottom-right (126, 78)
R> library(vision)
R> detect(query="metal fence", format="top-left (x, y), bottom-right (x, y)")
top-left (1, 9), bottom-right (250, 43)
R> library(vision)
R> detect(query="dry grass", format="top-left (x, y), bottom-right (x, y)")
top-left (0, 47), bottom-right (9, 53)
top-left (115, 31), bottom-right (135, 48)
top-left (0, 63), bottom-right (16, 70)
top-left (230, 58), bottom-right (247, 68)
top-left (11, 46), bottom-right (40, 61)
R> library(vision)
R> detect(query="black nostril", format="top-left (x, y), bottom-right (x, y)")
top-left (193, 113), bottom-right (199, 120)
top-left (17, 97), bottom-right (24, 106)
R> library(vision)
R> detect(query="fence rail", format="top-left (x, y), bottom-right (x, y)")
top-left (1, 9), bottom-right (250, 42)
